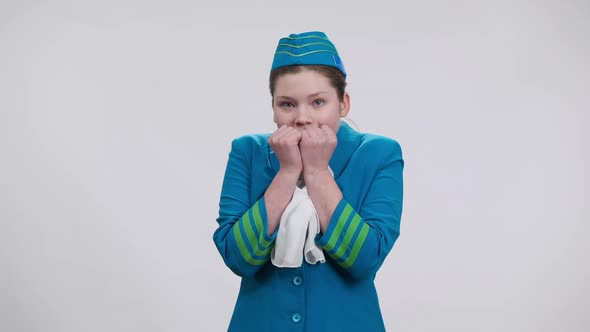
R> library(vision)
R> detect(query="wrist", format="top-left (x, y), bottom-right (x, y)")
top-left (277, 168), bottom-right (301, 182)
top-left (303, 167), bottom-right (332, 180)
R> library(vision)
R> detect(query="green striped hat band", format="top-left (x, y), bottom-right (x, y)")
top-left (271, 31), bottom-right (347, 77)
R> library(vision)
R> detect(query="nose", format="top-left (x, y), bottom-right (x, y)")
top-left (294, 107), bottom-right (312, 128)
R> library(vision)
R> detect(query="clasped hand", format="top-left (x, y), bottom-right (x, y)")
top-left (268, 125), bottom-right (337, 176)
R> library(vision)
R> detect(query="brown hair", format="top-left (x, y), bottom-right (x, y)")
top-left (269, 65), bottom-right (347, 101)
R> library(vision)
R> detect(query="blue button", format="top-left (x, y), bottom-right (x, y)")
top-left (292, 276), bottom-right (303, 286)
top-left (291, 313), bottom-right (302, 323)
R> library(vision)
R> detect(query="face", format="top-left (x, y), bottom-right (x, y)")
top-left (272, 69), bottom-right (350, 134)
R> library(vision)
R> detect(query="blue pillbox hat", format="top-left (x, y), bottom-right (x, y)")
top-left (271, 31), bottom-right (347, 77)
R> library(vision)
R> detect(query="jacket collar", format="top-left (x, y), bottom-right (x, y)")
top-left (267, 121), bottom-right (362, 179)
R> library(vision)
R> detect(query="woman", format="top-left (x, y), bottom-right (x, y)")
top-left (213, 31), bottom-right (404, 331)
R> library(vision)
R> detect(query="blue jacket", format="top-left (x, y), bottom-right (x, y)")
top-left (213, 122), bottom-right (404, 331)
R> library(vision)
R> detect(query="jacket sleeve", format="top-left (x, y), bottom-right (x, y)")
top-left (316, 138), bottom-right (404, 280)
top-left (213, 137), bottom-right (277, 277)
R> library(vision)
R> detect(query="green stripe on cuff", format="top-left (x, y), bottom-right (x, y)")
top-left (252, 201), bottom-right (273, 248)
top-left (232, 220), bottom-right (268, 266)
top-left (330, 214), bottom-right (362, 259)
top-left (340, 223), bottom-right (370, 268)
top-left (251, 201), bottom-right (263, 236)
top-left (242, 213), bottom-right (257, 250)
top-left (242, 212), bottom-right (271, 257)
top-left (324, 204), bottom-right (353, 251)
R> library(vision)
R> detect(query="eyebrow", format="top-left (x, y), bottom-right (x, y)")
top-left (275, 91), bottom-right (330, 99)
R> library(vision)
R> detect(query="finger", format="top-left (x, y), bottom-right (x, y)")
top-left (273, 125), bottom-right (298, 143)
top-left (293, 129), bottom-right (303, 142)
top-left (320, 125), bottom-right (335, 139)
top-left (283, 127), bottom-right (302, 144)
top-left (300, 126), bottom-right (311, 138)
top-left (314, 125), bottom-right (329, 139)
top-left (270, 129), bottom-right (296, 150)
top-left (307, 126), bottom-right (323, 141)
top-left (298, 127), bottom-right (310, 145)
top-left (307, 127), bottom-right (322, 145)
top-left (276, 127), bottom-right (301, 147)
top-left (270, 125), bottom-right (288, 140)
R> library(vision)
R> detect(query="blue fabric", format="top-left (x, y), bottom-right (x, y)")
top-left (213, 121), bottom-right (404, 331)
top-left (271, 31), bottom-right (347, 77)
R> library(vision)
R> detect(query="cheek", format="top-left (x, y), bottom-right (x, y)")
top-left (323, 111), bottom-right (343, 133)
top-left (273, 111), bottom-right (292, 125)
top-left (317, 108), bottom-right (341, 123)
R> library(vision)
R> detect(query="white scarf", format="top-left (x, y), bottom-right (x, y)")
top-left (270, 185), bottom-right (326, 268)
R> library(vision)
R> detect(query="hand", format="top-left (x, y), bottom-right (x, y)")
top-left (300, 125), bottom-right (337, 175)
top-left (268, 125), bottom-right (303, 174)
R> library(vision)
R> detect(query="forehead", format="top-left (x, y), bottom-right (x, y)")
top-left (273, 70), bottom-right (335, 97)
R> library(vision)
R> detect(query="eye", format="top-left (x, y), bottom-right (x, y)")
top-left (313, 99), bottom-right (325, 107)
top-left (280, 101), bottom-right (295, 110)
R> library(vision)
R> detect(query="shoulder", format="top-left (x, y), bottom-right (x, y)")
top-left (356, 132), bottom-right (403, 161)
top-left (229, 133), bottom-right (271, 153)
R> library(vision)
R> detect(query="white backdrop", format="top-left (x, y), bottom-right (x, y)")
top-left (1, 0), bottom-right (588, 331)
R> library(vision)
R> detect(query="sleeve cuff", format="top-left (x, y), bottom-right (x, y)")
top-left (256, 197), bottom-right (277, 244)
top-left (231, 198), bottom-right (276, 266)
top-left (316, 198), bottom-right (350, 247)
top-left (315, 199), bottom-right (370, 268)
